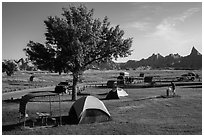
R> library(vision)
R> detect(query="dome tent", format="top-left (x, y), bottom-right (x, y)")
top-left (68, 96), bottom-right (111, 124)
top-left (120, 71), bottom-right (129, 77)
top-left (106, 87), bottom-right (128, 99)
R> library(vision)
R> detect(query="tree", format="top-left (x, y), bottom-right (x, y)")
top-left (2, 60), bottom-right (18, 76)
top-left (24, 5), bottom-right (133, 100)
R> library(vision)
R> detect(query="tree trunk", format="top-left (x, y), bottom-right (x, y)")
top-left (72, 72), bottom-right (79, 101)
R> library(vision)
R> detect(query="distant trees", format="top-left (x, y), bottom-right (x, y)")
top-left (24, 5), bottom-right (133, 100)
top-left (2, 60), bottom-right (18, 76)
top-left (14, 58), bottom-right (33, 71)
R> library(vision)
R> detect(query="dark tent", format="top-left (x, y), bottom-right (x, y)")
top-left (68, 96), bottom-right (111, 124)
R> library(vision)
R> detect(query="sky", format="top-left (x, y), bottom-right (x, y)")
top-left (2, 2), bottom-right (202, 62)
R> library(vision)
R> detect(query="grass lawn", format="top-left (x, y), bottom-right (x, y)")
top-left (2, 85), bottom-right (202, 135)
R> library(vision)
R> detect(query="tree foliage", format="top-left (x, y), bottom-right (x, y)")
top-left (24, 41), bottom-right (55, 71)
top-left (24, 5), bottom-right (133, 100)
top-left (2, 60), bottom-right (18, 76)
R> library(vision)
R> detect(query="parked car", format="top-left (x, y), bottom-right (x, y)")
top-left (178, 72), bottom-right (196, 81)
top-left (54, 81), bottom-right (72, 94)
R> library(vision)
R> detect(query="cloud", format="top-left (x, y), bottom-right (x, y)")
top-left (158, 7), bottom-right (200, 29)
top-left (146, 7), bottom-right (200, 39)
top-left (123, 7), bottom-right (200, 33)
top-left (123, 21), bottom-right (150, 31)
top-left (142, 7), bottom-right (201, 55)
top-left (176, 7), bottom-right (200, 22)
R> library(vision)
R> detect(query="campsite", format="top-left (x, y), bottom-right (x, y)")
top-left (2, 2), bottom-right (202, 135)
top-left (2, 69), bottom-right (202, 135)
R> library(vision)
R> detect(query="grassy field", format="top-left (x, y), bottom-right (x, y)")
top-left (2, 69), bottom-right (202, 93)
top-left (2, 69), bottom-right (202, 135)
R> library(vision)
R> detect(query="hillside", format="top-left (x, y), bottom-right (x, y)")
top-left (118, 47), bottom-right (202, 70)
top-left (9, 47), bottom-right (201, 71)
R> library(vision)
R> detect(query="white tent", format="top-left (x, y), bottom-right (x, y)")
top-left (120, 71), bottom-right (129, 77)
top-left (116, 88), bottom-right (128, 97)
top-left (106, 88), bottom-right (128, 99)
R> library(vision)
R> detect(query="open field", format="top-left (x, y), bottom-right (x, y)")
top-left (2, 69), bottom-right (202, 93)
top-left (2, 69), bottom-right (202, 135)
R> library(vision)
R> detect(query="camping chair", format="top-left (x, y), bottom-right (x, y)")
top-left (36, 112), bottom-right (57, 126)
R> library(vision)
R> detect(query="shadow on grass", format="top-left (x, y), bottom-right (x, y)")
top-left (2, 122), bottom-right (24, 131)
top-left (3, 98), bottom-right (21, 103)
top-left (2, 114), bottom-right (112, 132)
top-left (2, 115), bottom-right (74, 132)
top-left (77, 92), bottom-right (90, 96)
top-left (97, 92), bottom-right (108, 96)
top-left (155, 94), bottom-right (181, 99)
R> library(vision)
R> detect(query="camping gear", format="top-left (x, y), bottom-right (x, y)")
top-left (68, 96), bottom-right (111, 124)
top-left (19, 91), bottom-right (62, 127)
top-left (106, 88), bottom-right (128, 99)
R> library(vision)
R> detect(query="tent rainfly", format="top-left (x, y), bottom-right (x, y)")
top-left (68, 96), bottom-right (111, 124)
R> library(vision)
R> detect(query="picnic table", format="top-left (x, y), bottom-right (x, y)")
top-left (36, 112), bottom-right (50, 126)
